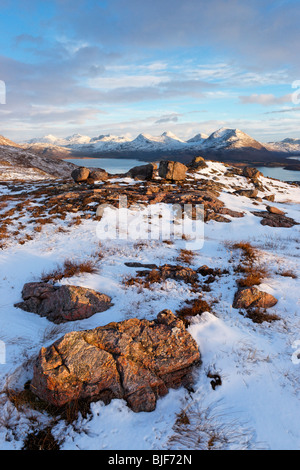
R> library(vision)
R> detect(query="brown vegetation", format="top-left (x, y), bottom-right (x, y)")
top-left (41, 259), bottom-right (98, 283)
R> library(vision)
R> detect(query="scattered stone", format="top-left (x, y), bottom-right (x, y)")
top-left (263, 194), bottom-right (275, 202)
top-left (15, 282), bottom-right (113, 323)
top-left (189, 156), bottom-right (208, 170)
top-left (137, 264), bottom-right (199, 285)
top-left (159, 161), bottom-right (187, 181)
top-left (88, 169), bottom-right (109, 182)
top-left (159, 265), bottom-right (198, 284)
top-left (252, 211), bottom-right (299, 228)
top-left (30, 310), bottom-right (201, 412)
top-left (242, 166), bottom-right (261, 179)
top-left (266, 205), bottom-right (285, 216)
top-left (125, 262), bottom-right (158, 269)
top-left (233, 287), bottom-right (278, 310)
top-left (127, 163), bottom-right (157, 181)
top-left (218, 208), bottom-right (244, 218)
top-left (71, 167), bottom-right (90, 183)
top-left (234, 189), bottom-right (258, 198)
top-left (197, 265), bottom-right (229, 277)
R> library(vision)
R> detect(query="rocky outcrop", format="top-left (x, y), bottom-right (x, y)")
top-left (252, 211), bottom-right (299, 228)
top-left (233, 287), bottom-right (278, 310)
top-left (15, 283), bottom-right (113, 323)
top-left (30, 310), bottom-right (201, 412)
top-left (127, 163), bottom-right (157, 180)
top-left (159, 161), bottom-right (187, 181)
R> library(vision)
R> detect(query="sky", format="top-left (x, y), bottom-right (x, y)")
top-left (0, 0), bottom-right (300, 142)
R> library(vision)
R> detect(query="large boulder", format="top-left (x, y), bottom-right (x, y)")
top-left (159, 161), bottom-right (187, 181)
top-left (88, 169), bottom-right (109, 183)
top-left (127, 163), bottom-right (157, 180)
top-left (15, 283), bottom-right (113, 323)
top-left (30, 310), bottom-right (200, 412)
top-left (233, 287), bottom-right (278, 310)
top-left (71, 167), bottom-right (90, 183)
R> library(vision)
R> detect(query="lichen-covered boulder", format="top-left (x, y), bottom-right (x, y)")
top-left (159, 161), bottom-right (187, 181)
top-left (30, 310), bottom-right (201, 412)
top-left (15, 283), bottom-right (113, 323)
top-left (71, 167), bottom-right (90, 183)
top-left (233, 287), bottom-right (278, 310)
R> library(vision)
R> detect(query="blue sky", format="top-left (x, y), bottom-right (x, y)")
top-left (0, 0), bottom-right (299, 142)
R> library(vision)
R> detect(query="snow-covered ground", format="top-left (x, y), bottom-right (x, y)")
top-left (0, 161), bottom-right (300, 450)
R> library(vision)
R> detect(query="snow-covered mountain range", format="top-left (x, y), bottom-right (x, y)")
top-left (21, 128), bottom-right (300, 157)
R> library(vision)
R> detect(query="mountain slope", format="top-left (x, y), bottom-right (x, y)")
top-left (0, 136), bottom-right (77, 180)
top-left (202, 128), bottom-right (268, 152)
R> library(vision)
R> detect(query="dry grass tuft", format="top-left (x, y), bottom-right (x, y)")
top-left (176, 298), bottom-right (211, 326)
top-left (177, 249), bottom-right (194, 265)
top-left (232, 241), bottom-right (257, 263)
top-left (236, 265), bottom-right (269, 288)
top-left (41, 259), bottom-right (98, 283)
top-left (244, 308), bottom-right (280, 324)
top-left (22, 427), bottom-right (61, 451)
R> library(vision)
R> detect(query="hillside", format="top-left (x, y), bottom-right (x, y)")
top-left (0, 135), bottom-right (78, 180)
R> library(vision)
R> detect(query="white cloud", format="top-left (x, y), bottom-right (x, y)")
top-left (239, 93), bottom-right (293, 106)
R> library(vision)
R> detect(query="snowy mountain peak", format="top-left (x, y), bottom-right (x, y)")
top-left (187, 133), bottom-right (209, 143)
top-left (64, 134), bottom-right (91, 145)
top-left (204, 127), bottom-right (266, 151)
top-left (161, 131), bottom-right (183, 141)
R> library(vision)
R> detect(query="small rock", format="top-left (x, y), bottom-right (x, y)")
top-left (263, 195), bottom-right (275, 202)
top-left (266, 205), bottom-right (285, 216)
top-left (15, 283), bottom-right (113, 323)
top-left (233, 287), bottom-right (278, 309)
top-left (235, 189), bottom-right (258, 198)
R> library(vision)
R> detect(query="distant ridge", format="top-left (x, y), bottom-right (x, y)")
top-left (16, 127), bottom-right (300, 167)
